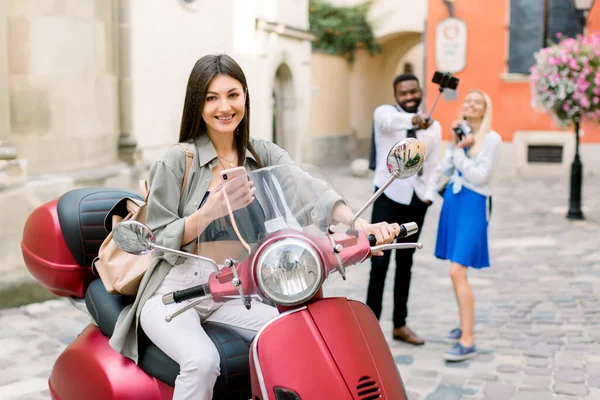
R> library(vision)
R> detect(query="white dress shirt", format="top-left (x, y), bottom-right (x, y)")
top-left (372, 104), bottom-right (442, 205)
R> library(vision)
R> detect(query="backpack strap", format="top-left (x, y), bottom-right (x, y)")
top-left (139, 180), bottom-right (150, 201)
top-left (138, 143), bottom-right (193, 202)
top-left (178, 143), bottom-right (194, 197)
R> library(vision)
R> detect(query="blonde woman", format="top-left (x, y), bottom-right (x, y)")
top-left (434, 90), bottom-right (501, 361)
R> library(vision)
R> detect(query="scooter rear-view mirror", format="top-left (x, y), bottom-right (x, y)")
top-left (113, 220), bottom-right (221, 273)
top-left (347, 138), bottom-right (426, 235)
top-left (113, 220), bottom-right (154, 255)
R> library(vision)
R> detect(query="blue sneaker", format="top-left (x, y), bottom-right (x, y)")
top-left (444, 328), bottom-right (462, 344)
top-left (444, 342), bottom-right (477, 361)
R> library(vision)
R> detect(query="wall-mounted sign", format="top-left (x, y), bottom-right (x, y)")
top-left (435, 17), bottom-right (467, 74)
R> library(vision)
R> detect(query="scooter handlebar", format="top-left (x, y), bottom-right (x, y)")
top-left (368, 222), bottom-right (419, 246)
top-left (162, 283), bottom-right (210, 305)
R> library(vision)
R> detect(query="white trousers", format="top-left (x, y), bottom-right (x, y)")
top-left (140, 258), bottom-right (278, 400)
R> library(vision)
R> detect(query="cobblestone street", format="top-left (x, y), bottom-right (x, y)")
top-left (1, 168), bottom-right (599, 399)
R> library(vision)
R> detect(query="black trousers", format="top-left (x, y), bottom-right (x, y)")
top-left (366, 189), bottom-right (429, 328)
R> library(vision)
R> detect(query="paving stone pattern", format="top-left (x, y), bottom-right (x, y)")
top-left (1, 170), bottom-right (599, 399)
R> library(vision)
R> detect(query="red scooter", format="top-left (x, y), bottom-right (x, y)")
top-left (21, 138), bottom-right (426, 400)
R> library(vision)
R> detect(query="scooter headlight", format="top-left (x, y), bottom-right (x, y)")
top-left (256, 238), bottom-right (323, 306)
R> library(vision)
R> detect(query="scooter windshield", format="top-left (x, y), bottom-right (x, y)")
top-left (192, 163), bottom-right (348, 269)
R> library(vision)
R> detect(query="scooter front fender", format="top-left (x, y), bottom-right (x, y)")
top-left (249, 297), bottom-right (407, 400)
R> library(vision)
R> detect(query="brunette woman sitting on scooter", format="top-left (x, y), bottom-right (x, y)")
top-left (108, 53), bottom-right (401, 400)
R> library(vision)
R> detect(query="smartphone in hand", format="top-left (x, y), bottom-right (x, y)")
top-left (220, 166), bottom-right (247, 183)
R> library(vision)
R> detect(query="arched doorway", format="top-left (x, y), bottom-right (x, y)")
top-left (272, 64), bottom-right (295, 152)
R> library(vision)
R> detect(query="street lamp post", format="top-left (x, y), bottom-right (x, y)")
top-left (567, 117), bottom-right (584, 219)
top-left (566, 0), bottom-right (595, 220)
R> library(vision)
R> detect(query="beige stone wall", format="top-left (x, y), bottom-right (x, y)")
top-left (325, 0), bottom-right (427, 37)
top-left (253, 0), bottom-right (309, 30)
top-left (117, 0), bottom-right (132, 142)
top-left (307, 32), bottom-right (423, 165)
top-left (0, 1), bottom-right (10, 139)
top-left (309, 52), bottom-right (351, 138)
top-left (308, 33), bottom-right (423, 157)
top-left (311, 0), bottom-right (427, 159)
top-left (6, 0), bottom-right (119, 175)
top-left (128, 0), bottom-right (314, 165)
top-left (349, 33), bottom-right (423, 142)
top-left (248, 38), bottom-right (313, 163)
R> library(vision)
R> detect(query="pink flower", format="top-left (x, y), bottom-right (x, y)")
top-left (531, 32), bottom-right (600, 123)
top-left (569, 59), bottom-right (579, 70)
top-left (577, 80), bottom-right (590, 93)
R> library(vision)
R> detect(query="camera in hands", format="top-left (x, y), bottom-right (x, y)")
top-left (453, 121), bottom-right (471, 141)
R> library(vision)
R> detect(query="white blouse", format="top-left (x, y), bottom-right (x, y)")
top-left (441, 131), bottom-right (502, 197)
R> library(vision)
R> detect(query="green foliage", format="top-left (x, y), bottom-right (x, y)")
top-left (308, 0), bottom-right (381, 62)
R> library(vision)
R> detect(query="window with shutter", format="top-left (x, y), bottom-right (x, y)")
top-left (508, 0), bottom-right (582, 74)
top-left (548, 0), bottom-right (580, 42)
top-left (508, 0), bottom-right (545, 74)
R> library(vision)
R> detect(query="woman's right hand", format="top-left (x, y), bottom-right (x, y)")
top-left (204, 177), bottom-right (256, 220)
top-left (411, 114), bottom-right (433, 130)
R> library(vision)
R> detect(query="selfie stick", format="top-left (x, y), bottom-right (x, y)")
top-left (425, 88), bottom-right (445, 122)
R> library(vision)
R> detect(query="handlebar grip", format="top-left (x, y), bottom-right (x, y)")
top-left (368, 224), bottom-right (412, 246)
top-left (162, 283), bottom-right (210, 305)
top-left (368, 234), bottom-right (376, 247)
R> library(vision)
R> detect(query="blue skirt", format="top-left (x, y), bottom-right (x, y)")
top-left (435, 183), bottom-right (490, 269)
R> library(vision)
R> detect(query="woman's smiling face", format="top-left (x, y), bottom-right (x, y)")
top-left (202, 74), bottom-right (246, 136)
top-left (462, 91), bottom-right (486, 120)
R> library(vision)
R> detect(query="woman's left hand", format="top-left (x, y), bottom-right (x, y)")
top-left (357, 218), bottom-right (401, 256)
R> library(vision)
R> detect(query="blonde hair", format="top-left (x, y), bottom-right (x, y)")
top-left (459, 90), bottom-right (493, 156)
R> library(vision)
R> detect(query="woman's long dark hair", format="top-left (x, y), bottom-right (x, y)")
top-left (178, 54), bottom-right (263, 167)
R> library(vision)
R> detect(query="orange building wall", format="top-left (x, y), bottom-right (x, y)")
top-left (425, 0), bottom-right (600, 144)
top-left (588, 1), bottom-right (600, 32)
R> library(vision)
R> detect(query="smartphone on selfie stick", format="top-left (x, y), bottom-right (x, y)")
top-left (424, 71), bottom-right (460, 123)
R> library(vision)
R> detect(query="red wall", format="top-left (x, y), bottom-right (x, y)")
top-left (425, 0), bottom-right (600, 143)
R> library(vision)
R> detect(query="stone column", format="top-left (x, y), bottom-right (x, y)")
top-left (0, 0), bottom-right (26, 188)
top-left (116, 0), bottom-right (143, 168)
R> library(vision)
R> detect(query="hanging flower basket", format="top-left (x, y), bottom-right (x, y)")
top-left (530, 31), bottom-right (600, 127)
